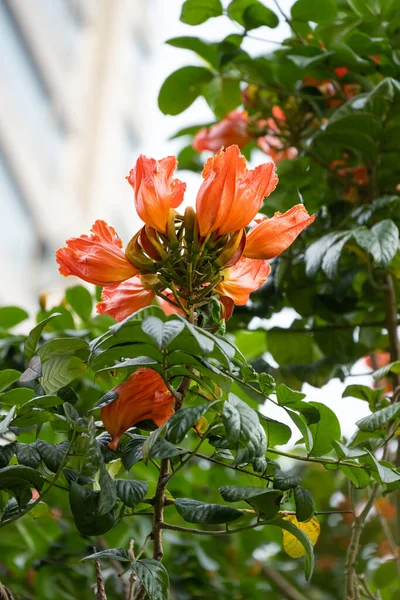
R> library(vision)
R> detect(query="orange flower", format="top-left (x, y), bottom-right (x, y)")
top-left (56, 220), bottom-right (138, 286)
top-left (96, 276), bottom-right (156, 322)
top-left (375, 497), bottom-right (396, 520)
top-left (216, 257), bottom-right (271, 306)
top-left (196, 145), bottom-right (278, 237)
top-left (334, 67), bottom-right (349, 78)
top-left (364, 352), bottom-right (392, 393)
top-left (244, 205), bottom-right (315, 260)
top-left (127, 155), bottom-right (186, 234)
top-left (257, 135), bottom-right (298, 164)
top-left (193, 110), bottom-right (251, 153)
top-left (101, 368), bottom-right (174, 451)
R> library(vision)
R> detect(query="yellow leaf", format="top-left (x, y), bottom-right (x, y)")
top-left (194, 416), bottom-right (208, 435)
top-left (282, 515), bottom-right (320, 558)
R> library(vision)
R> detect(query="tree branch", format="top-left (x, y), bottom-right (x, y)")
top-left (261, 563), bottom-right (309, 600)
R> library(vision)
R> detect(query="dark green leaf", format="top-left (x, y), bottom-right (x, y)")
top-left (180, 0), bottom-right (223, 25)
top-left (98, 463), bottom-right (117, 516)
top-left (222, 394), bottom-right (265, 462)
top-left (69, 482), bottom-right (115, 536)
top-left (0, 443), bottom-right (15, 468)
top-left (115, 480), bottom-right (148, 508)
top-left (36, 441), bottom-right (70, 472)
top-left (122, 435), bottom-right (187, 470)
top-left (175, 498), bottom-right (242, 524)
top-left (166, 404), bottom-right (209, 444)
top-left (294, 486), bottom-right (314, 522)
top-left (0, 388), bottom-right (35, 406)
top-left (15, 443), bottom-right (41, 468)
top-left (0, 465), bottom-right (45, 493)
top-left (259, 415), bottom-right (292, 447)
top-left (132, 559), bottom-right (170, 600)
top-left (158, 67), bottom-right (213, 115)
top-left (273, 470), bottom-right (302, 491)
top-left (219, 486), bottom-right (282, 520)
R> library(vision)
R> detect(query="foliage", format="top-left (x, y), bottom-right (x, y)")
top-left (1, 0), bottom-right (400, 599)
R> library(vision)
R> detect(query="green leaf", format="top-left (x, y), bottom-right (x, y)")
top-left (219, 486), bottom-right (282, 519)
top-left (36, 441), bottom-right (70, 473)
top-left (227, 0), bottom-right (279, 30)
top-left (332, 440), bottom-right (367, 460)
top-left (285, 409), bottom-right (313, 452)
top-left (142, 426), bottom-right (167, 465)
top-left (0, 465), bottom-right (45, 493)
top-left (269, 518), bottom-right (315, 580)
top-left (122, 435), bottom-right (187, 470)
top-left (291, 0), bottom-right (337, 23)
top-left (82, 548), bottom-right (131, 563)
top-left (0, 443), bottom-right (15, 469)
top-left (19, 355), bottom-right (42, 383)
top-left (0, 388), bottom-right (36, 406)
top-left (180, 0), bottom-right (223, 25)
top-left (342, 384), bottom-right (383, 406)
top-left (322, 233), bottom-right (353, 279)
top-left (339, 465), bottom-right (371, 488)
top-left (24, 313), bottom-right (62, 361)
top-left (175, 498), bottom-right (243, 524)
top-left (98, 463), bottom-right (117, 516)
top-left (38, 338), bottom-right (89, 362)
top-left (17, 394), bottom-right (64, 415)
top-left (131, 559), bottom-right (170, 600)
top-left (41, 356), bottom-right (86, 394)
top-left (276, 384), bottom-right (306, 405)
top-left (305, 232), bottom-right (348, 277)
top-left (66, 286), bottom-right (93, 321)
top-left (203, 76), bottom-right (242, 120)
top-left (373, 360), bottom-right (400, 381)
top-left (166, 37), bottom-right (219, 67)
top-left (222, 394), bottom-right (265, 462)
top-left (69, 482), bottom-right (115, 536)
top-left (294, 486), bottom-right (314, 522)
top-left (166, 404), bottom-right (209, 444)
top-left (258, 415), bottom-right (292, 447)
top-left (0, 369), bottom-right (22, 392)
top-left (15, 443), bottom-right (41, 468)
top-left (356, 404), bottom-right (400, 432)
top-left (268, 329), bottom-right (317, 366)
top-left (346, 0), bottom-right (380, 20)
top-left (370, 220), bottom-right (399, 267)
top-left (273, 470), bottom-right (302, 491)
top-left (115, 480), bottom-right (148, 508)
top-left (365, 451), bottom-right (400, 484)
top-left (0, 306), bottom-right (29, 330)
top-left (142, 317), bottom-right (185, 350)
top-left (158, 67), bottom-right (213, 115)
top-left (308, 402), bottom-right (341, 457)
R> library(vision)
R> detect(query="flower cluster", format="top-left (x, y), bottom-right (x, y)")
top-left (56, 144), bottom-right (314, 449)
top-left (56, 144), bottom-right (314, 324)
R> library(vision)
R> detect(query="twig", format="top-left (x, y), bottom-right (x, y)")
top-left (0, 582), bottom-right (14, 600)
top-left (261, 563), bottom-right (308, 600)
top-left (128, 541), bottom-right (136, 600)
top-left (272, 0), bottom-right (306, 45)
top-left (93, 547), bottom-right (107, 600)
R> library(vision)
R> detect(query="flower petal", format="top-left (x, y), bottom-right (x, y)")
top-left (97, 276), bottom-right (155, 322)
top-left (193, 110), bottom-right (250, 153)
top-left (56, 220), bottom-right (138, 286)
top-left (127, 155), bottom-right (186, 234)
top-left (216, 257), bottom-right (271, 306)
top-left (244, 205), bottom-right (315, 260)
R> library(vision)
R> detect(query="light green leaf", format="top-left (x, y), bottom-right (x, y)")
top-left (0, 369), bottom-right (22, 392)
top-left (66, 285), bottom-right (93, 321)
top-left (24, 313), bottom-right (62, 360)
top-left (291, 0), bottom-right (337, 23)
top-left (180, 0), bottom-right (223, 25)
top-left (0, 306), bottom-right (29, 330)
top-left (41, 356), bottom-right (86, 394)
top-left (158, 66), bottom-right (213, 116)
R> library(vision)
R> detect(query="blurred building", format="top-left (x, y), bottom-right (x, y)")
top-left (0, 0), bottom-right (151, 306)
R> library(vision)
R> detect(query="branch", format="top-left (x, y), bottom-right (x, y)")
top-left (261, 563), bottom-right (309, 600)
top-left (93, 547), bottom-right (108, 600)
top-left (272, 0), bottom-right (306, 45)
top-left (0, 582), bottom-right (14, 600)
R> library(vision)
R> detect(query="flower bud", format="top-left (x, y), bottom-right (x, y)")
top-left (125, 231), bottom-right (157, 272)
top-left (183, 206), bottom-right (198, 246)
top-left (166, 209), bottom-right (179, 249)
top-left (215, 229), bottom-right (246, 268)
